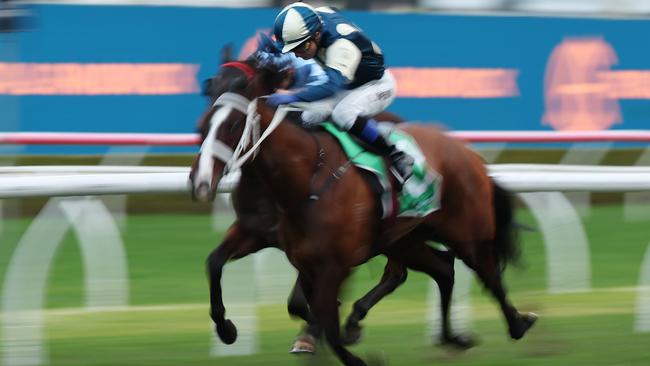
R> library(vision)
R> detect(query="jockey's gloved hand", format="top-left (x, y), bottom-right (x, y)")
top-left (257, 32), bottom-right (281, 54)
top-left (267, 93), bottom-right (299, 106)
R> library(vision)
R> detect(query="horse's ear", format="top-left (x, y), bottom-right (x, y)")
top-left (221, 43), bottom-right (234, 64)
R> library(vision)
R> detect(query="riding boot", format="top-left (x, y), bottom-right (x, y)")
top-left (349, 117), bottom-right (414, 185)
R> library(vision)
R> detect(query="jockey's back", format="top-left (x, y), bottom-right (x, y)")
top-left (314, 7), bottom-right (385, 89)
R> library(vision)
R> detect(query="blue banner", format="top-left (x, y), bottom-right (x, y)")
top-left (1, 5), bottom-right (649, 154)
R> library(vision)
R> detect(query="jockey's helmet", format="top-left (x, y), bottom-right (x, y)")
top-left (273, 2), bottom-right (322, 54)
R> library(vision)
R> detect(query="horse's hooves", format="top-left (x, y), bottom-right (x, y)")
top-left (215, 319), bottom-right (238, 345)
top-left (342, 324), bottom-right (363, 345)
top-left (289, 335), bottom-right (316, 355)
top-left (510, 312), bottom-right (538, 340)
top-left (439, 333), bottom-right (478, 350)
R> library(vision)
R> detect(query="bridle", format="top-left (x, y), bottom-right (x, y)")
top-left (195, 91), bottom-right (298, 187)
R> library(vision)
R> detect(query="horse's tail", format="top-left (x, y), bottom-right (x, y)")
top-left (492, 180), bottom-right (522, 269)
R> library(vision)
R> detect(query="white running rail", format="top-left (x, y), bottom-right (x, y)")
top-left (2, 165), bottom-right (650, 198)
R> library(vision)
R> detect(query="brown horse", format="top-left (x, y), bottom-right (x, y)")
top-left (197, 57), bottom-right (472, 352)
top-left (204, 162), bottom-right (465, 352)
top-left (190, 59), bottom-right (536, 366)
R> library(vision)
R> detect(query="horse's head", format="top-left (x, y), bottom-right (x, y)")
top-left (190, 51), bottom-right (291, 202)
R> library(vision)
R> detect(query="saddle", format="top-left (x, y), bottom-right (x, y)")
top-left (319, 122), bottom-right (441, 219)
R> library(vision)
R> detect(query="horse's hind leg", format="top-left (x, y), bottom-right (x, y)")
top-left (385, 241), bottom-right (476, 350)
top-left (342, 259), bottom-right (407, 345)
top-left (461, 241), bottom-right (537, 340)
top-left (463, 183), bottom-right (537, 340)
top-left (206, 221), bottom-right (269, 344)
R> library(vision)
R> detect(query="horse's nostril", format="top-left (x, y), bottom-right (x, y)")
top-left (195, 182), bottom-right (212, 202)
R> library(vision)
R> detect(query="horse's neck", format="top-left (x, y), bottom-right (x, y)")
top-left (233, 165), bottom-right (279, 240)
top-left (253, 119), bottom-right (319, 211)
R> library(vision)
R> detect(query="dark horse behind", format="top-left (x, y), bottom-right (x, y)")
top-left (190, 55), bottom-right (537, 366)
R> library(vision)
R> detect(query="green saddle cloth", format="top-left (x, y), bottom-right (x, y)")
top-left (321, 122), bottom-right (441, 218)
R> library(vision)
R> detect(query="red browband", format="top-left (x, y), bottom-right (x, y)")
top-left (221, 61), bottom-right (255, 80)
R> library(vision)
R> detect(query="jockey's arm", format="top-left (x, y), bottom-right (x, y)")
top-left (288, 56), bottom-right (328, 89)
top-left (293, 39), bottom-right (360, 102)
top-left (292, 67), bottom-right (346, 102)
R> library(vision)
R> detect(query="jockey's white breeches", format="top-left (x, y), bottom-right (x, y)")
top-left (301, 69), bottom-right (396, 130)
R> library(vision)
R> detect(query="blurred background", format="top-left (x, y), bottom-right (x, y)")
top-left (1, 1), bottom-right (650, 366)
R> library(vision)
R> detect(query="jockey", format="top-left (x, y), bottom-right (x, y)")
top-left (268, 2), bottom-right (414, 184)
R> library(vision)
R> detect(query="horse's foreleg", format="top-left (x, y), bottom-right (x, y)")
top-left (207, 221), bottom-right (269, 344)
top-left (385, 241), bottom-right (477, 350)
top-left (342, 259), bottom-right (407, 345)
top-left (308, 266), bottom-right (367, 366)
top-left (287, 276), bottom-right (312, 321)
top-left (287, 275), bottom-right (321, 354)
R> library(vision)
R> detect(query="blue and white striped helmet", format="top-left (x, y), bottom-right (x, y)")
top-left (273, 2), bottom-right (322, 53)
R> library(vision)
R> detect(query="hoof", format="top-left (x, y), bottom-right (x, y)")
top-left (289, 334), bottom-right (316, 355)
top-left (510, 312), bottom-right (538, 340)
top-left (215, 319), bottom-right (238, 345)
top-left (342, 324), bottom-right (363, 346)
top-left (439, 333), bottom-right (478, 350)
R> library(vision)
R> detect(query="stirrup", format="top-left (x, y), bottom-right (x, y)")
top-left (389, 166), bottom-right (407, 186)
top-left (389, 150), bottom-right (414, 184)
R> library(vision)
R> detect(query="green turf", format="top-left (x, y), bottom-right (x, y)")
top-left (2, 203), bottom-right (650, 365)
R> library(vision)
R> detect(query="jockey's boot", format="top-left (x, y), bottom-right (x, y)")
top-left (349, 117), bottom-right (414, 186)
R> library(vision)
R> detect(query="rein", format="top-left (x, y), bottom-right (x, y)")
top-left (200, 92), bottom-right (303, 174)
top-left (227, 101), bottom-right (297, 173)
top-left (308, 144), bottom-right (356, 201)
top-left (197, 92), bottom-right (355, 201)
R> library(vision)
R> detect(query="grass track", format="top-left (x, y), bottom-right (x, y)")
top-left (2, 203), bottom-right (650, 365)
